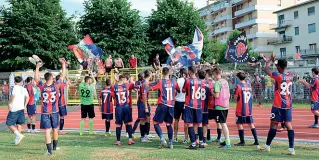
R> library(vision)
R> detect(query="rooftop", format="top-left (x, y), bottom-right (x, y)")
top-left (274, 0), bottom-right (317, 13)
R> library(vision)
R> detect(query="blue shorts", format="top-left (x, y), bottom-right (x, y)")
top-left (102, 113), bottom-right (113, 120)
top-left (40, 113), bottom-right (59, 129)
top-left (137, 100), bottom-right (151, 120)
top-left (183, 106), bottom-right (203, 124)
top-left (311, 102), bottom-right (319, 111)
top-left (6, 110), bottom-right (25, 126)
top-left (236, 116), bottom-right (254, 124)
top-left (115, 105), bottom-right (132, 125)
top-left (153, 104), bottom-right (174, 124)
top-left (59, 105), bottom-right (68, 117)
top-left (202, 113), bottom-right (209, 126)
top-left (271, 107), bottom-right (292, 123)
top-left (27, 104), bottom-right (37, 116)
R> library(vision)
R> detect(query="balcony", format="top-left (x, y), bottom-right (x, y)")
top-left (213, 27), bottom-right (233, 35)
top-left (208, 31), bottom-right (214, 36)
top-left (246, 32), bottom-right (278, 39)
top-left (271, 20), bottom-right (292, 30)
top-left (211, 2), bottom-right (231, 12)
top-left (267, 36), bottom-right (293, 45)
top-left (235, 5), bottom-right (280, 17)
top-left (300, 49), bottom-right (319, 57)
top-left (253, 46), bottom-right (274, 53)
top-left (232, 0), bottom-right (246, 4)
top-left (235, 18), bottom-right (276, 29)
top-left (235, 5), bottom-right (256, 17)
top-left (205, 20), bottom-right (214, 26)
top-left (213, 15), bottom-right (232, 24)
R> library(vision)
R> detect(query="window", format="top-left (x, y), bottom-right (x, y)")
top-left (280, 48), bottom-right (286, 58)
top-left (295, 46), bottom-right (300, 53)
top-left (295, 27), bottom-right (299, 35)
top-left (310, 43), bottom-right (317, 50)
top-left (294, 11), bottom-right (298, 19)
top-left (308, 6), bottom-right (315, 16)
top-left (278, 15), bottom-right (285, 26)
top-left (308, 23), bottom-right (316, 33)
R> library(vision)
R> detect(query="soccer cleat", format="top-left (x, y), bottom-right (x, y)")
top-left (285, 150), bottom-right (296, 156)
top-left (182, 139), bottom-right (188, 144)
top-left (206, 139), bottom-right (213, 143)
top-left (173, 138), bottom-right (178, 143)
top-left (89, 131), bottom-right (95, 135)
top-left (148, 134), bottom-right (155, 138)
top-left (308, 124), bottom-right (319, 128)
top-left (222, 145), bottom-right (231, 149)
top-left (198, 143), bottom-right (205, 148)
top-left (31, 130), bottom-right (40, 134)
top-left (15, 135), bottom-right (25, 145)
top-left (105, 132), bottom-right (112, 136)
top-left (253, 142), bottom-right (260, 146)
top-left (168, 142), bottom-right (173, 149)
top-left (159, 139), bottom-right (167, 149)
top-left (186, 144), bottom-right (197, 150)
top-left (115, 141), bottom-right (121, 146)
top-left (212, 139), bottom-right (220, 143)
top-left (79, 132), bottom-right (83, 136)
top-left (234, 142), bottom-right (245, 146)
top-left (59, 131), bottom-right (68, 135)
top-left (27, 129), bottom-right (32, 133)
top-left (44, 151), bottom-right (52, 156)
top-left (260, 146), bottom-right (271, 152)
top-left (141, 137), bottom-right (152, 143)
top-left (219, 141), bottom-right (226, 146)
top-left (128, 140), bottom-right (135, 145)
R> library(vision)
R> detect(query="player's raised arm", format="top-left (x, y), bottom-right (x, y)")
top-left (34, 62), bottom-right (41, 83)
top-left (59, 60), bottom-right (66, 81)
top-left (263, 60), bottom-right (273, 77)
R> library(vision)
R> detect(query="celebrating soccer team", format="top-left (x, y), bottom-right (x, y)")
top-left (9, 54), bottom-right (319, 156)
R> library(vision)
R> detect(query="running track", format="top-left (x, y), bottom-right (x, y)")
top-left (1, 106), bottom-right (318, 140)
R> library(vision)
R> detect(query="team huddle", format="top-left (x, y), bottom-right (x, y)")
top-left (8, 55), bottom-right (319, 156)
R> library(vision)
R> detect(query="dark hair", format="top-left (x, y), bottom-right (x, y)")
top-left (144, 70), bottom-right (151, 78)
top-left (26, 77), bottom-right (33, 83)
top-left (180, 68), bottom-right (188, 78)
top-left (188, 66), bottom-right (197, 74)
top-left (212, 67), bottom-right (222, 75)
top-left (105, 79), bottom-right (111, 86)
top-left (44, 72), bottom-right (53, 81)
top-left (277, 59), bottom-right (287, 70)
top-left (56, 75), bottom-right (61, 81)
top-left (84, 76), bottom-right (91, 83)
top-left (198, 70), bottom-right (206, 79)
top-left (237, 72), bottom-right (247, 81)
top-left (123, 74), bottom-right (130, 80)
top-left (119, 74), bottom-right (126, 80)
top-left (205, 69), bottom-right (213, 77)
top-left (162, 67), bottom-right (170, 75)
top-left (138, 72), bottom-right (144, 79)
top-left (14, 76), bottom-right (22, 83)
top-left (312, 68), bottom-right (319, 75)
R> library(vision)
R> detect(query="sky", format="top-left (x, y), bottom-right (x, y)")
top-left (0, 0), bottom-right (207, 17)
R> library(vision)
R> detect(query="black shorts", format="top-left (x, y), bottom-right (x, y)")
top-left (215, 110), bottom-right (228, 123)
top-left (81, 104), bottom-right (95, 119)
top-left (174, 101), bottom-right (184, 119)
top-left (6, 110), bottom-right (25, 126)
top-left (105, 67), bottom-right (112, 73)
top-left (102, 113), bottom-right (113, 120)
top-left (208, 109), bottom-right (216, 120)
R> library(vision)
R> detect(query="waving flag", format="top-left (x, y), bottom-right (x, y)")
top-left (225, 32), bottom-right (249, 63)
top-left (164, 27), bottom-right (204, 67)
top-left (295, 53), bottom-right (303, 60)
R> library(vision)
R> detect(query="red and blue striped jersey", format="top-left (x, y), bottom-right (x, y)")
top-left (138, 80), bottom-right (150, 102)
top-left (235, 83), bottom-right (252, 116)
top-left (111, 84), bottom-right (129, 107)
top-left (201, 80), bottom-right (214, 113)
top-left (135, 80), bottom-right (143, 90)
top-left (151, 79), bottom-right (180, 107)
top-left (126, 83), bottom-right (135, 108)
top-left (25, 83), bottom-right (35, 105)
top-left (99, 87), bottom-right (113, 114)
top-left (55, 80), bottom-right (68, 107)
top-left (270, 72), bottom-right (293, 109)
top-left (37, 81), bottom-right (60, 114)
top-left (183, 78), bottom-right (203, 109)
top-left (310, 77), bottom-right (319, 102)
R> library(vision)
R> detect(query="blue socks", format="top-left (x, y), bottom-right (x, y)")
top-left (154, 123), bottom-right (163, 139)
top-left (166, 125), bottom-right (173, 142)
top-left (288, 130), bottom-right (295, 149)
top-left (46, 143), bottom-right (52, 154)
top-left (53, 140), bottom-right (58, 150)
top-left (116, 126), bottom-right (121, 141)
top-left (59, 119), bottom-right (64, 131)
top-left (251, 128), bottom-right (258, 143)
top-left (266, 128), bottom-right (277, 146)
top-left (188, 127), bottom-right (196, 143)
top-left (238, 129), bottom-right (244, 143)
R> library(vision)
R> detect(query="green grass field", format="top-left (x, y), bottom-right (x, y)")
top-left (0, 132), bottom-right (318, 160)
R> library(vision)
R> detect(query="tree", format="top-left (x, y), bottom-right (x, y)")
top-left (147, 0), bottom-right (208, 63)
top-left (202, 40), bottom-right (226, 64)
top-left (0, 0), bottom-right (77, 71)
top-left (79, 0), bottom-right (149, 66)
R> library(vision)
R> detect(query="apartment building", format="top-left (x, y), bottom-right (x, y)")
top-left (199, 0), bottom-right (305, 56)
top-left (272, 0), bottom-right (319, 74)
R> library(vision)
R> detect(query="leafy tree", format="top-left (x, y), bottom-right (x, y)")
top-left (79, 0), bottom-right (149, 67)
top-left (0, 0), bottom-right (76, 71)
top-left (147, 0), bottom-right (208, 63)
top-left (202, 40), bottom-right (226, 63)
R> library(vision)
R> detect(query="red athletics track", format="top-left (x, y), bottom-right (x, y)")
top-left (0, 106), bottom-right (318, 140)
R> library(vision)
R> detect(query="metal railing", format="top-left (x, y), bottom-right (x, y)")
top-left (300, 48), bottom-right (319, 56)
top-left (267, 36), bottom-right (293, 45)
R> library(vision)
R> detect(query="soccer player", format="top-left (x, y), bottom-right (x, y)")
top-left (212, 67), bottom-right (231, 149)
top-left (199, 70), bottom-right (214, 146)
top-left (112, 75), bottom-right (134, 145)
top-left (123, 74), bottom-right (135, 137)
top-left (151, 67), bottom-right (180, 149)
top-left (137, 70), bottom-right (152, 142)
top-left (25, 77), bottom-right (38, 133)
top-left (262, 58), bottom-right (295, 155)
top-left (132, 73), bottom-right (144, 135)
top-left (35, 60), bottom-right (66, 155)
top-left (79, 72), bottom-right (96, 135)
top-left (183, 66), bottom-right (204, 149)
top-left (6, 76), bottom-right (29, 145)
top-left (299, 68), bottom-right (319, 128)
top-left (173, 68), bottom-right (188, 144)
top-left (234, 72), bottom-right (259, 146)
top-left (98, 79), bottom-right (113, 136)
top-left (55, 75), bottom-right (68, 135)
